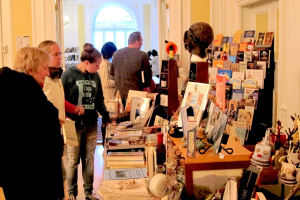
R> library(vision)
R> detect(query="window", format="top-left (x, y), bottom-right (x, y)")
top-left (93, 5), bottom-right (137, 50)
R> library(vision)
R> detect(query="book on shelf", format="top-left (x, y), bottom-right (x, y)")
top-left (236, 51), bottom-right (244, 63)
top-left (242, 79), bottom-right (257, 89)
top-left (264, 32), bottom-right (274, 46)
top-left (232, 89), bottom-right (244, 100)
top-left (215, 74), bottom-right (226, 111)
top-left (232, 71), bottom-right (245, 81)
top-left (239, 61), bottom-right (247, 73)
top-left (229, 78), bottom-right (242, 89)
top-left (246, 69), bottom-right (264, 89)
top-left (222, 36), bottom-right (229, 45)
top-left (218, 69), bottom-right (232, 83)
top-left (230, 63), bottom-right (239, 72)
top-left (233, 31), bottom-right (243, 44)
top-left (214, 34), bottom-right (223, 46)
top-left (104, 167), bottom-right (147, 180)
top-left (62, 118), bottom-right (78, 146)
top-left (256, 32), bottom-right (265, 45)
top-left (244, 51), bottom-right (252, 62)
top-left (243, 30), bottom-right (255, 43)
top-left (252, 50), bottom-right (260, 61)
top-left (239, 43), bottom-right (248, 51)
top-left (230, 43), bottom-right (239, 55)
top-left (246, 43), bottom-right (255, 51)
top-left (256, 61), bottom-right (267, 78)
top-left (260, 50), bottom-right (270, 62)
top-left (228, 55), bottom-right (237, 63)
top-left (208, 67), bottom-right (218, 84)
top-left (221, 51), bottom-right (229, 60)
top-left (237, 109), bottom-right (254, 130)
top-left (213, 50), bottom-right (222, 60)
top-left (212, 60), bottom-right (224, 68)
top-left (222, 43), bottom-right (230, 52)
top-left (228, 36), bottom-right (233, 44)
top-left (247, 61), bottom-right (256, 69)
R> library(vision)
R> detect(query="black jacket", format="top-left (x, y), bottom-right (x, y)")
top-left (0, 67), bottom-right (64, 199)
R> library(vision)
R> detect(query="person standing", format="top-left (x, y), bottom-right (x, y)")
top-left (110, 31), bottom-right (152, 106)
top-left (61, 43), bottom-right (110, 200)
top-left (38, 40), bottom-right (84, 123)
top-left (0, 47), bottom-right (64, 199)
top-left (98, 41), bottom-right (117, 107)
top-left (150, 49), bottom-right (159, 77)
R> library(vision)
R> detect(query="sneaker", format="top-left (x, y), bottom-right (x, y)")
top-left (68, 195), bottom-right (76, 200)
top-left (85, 194), bottom-right (99, 200)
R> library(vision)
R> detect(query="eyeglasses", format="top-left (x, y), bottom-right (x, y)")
top-left (52, 52), bottom-right (63, 57)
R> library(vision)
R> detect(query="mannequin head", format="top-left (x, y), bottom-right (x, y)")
top-left (183, 22), bottom-right (214, 58)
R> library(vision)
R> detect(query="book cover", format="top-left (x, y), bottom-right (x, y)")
top-left (256, 32), bottom-right (265, 45)
top-left (233, 31), bottom-right (243, 44)
top-left (181, 106), bottom-right (195, 138)
top-left (231, 63), bottom-right (239, 72)
top-left (229, 77), bottom-right (242, 89)
top-left (247, 61), bottom-right (256, 69)
top-left (214, 34), bottom-right (223, 46)
top-left (223, 60), bottom-right (231, 70)
top-left (221, 51), bottom-right (229, 60)
top-left (178, 82), bottom-right (211, 128)
top-left (212, 60), bottom-right (224, 68)
top-left (227, 99), bottom-right (238, 125)
top-left (244, 87), bottom-right (259, 108)
top-left (223, 43), bottom-right (230, 52)
top-left (256, 61), bottom-right (267, 78)
top-left (264, 32), bottom-right (274, 46)
top-left (243, 30), bottom-right (255, 43)
top-left (260, 50), bottom-right (270, 62)
top-left (222, 36), bottom-right (229, 45)
top-left (239, 61), bottom-right (247, 73)
top-left (242, 79), bottom-right (257, 88)
top-left (246, 69), bottom-right (264, 89)
top-left (237, 109), bottom-right (254, 130)
top-left (239, 43), bottom-right (247, 51)
top-left (213, 50), bottom-right (222, 60)
top-left (106, 100), bottom-right (119, 119)
top-left (232, 71), bottom-right (245, 81)
top-left (252, 51), bottom-right (260, 61)
top-left (104, 168), bottom-right (147, 180)
top-left (232, 89), bottom-right (244, 100)
top-left (208, 67), bottom-right (218, 84)
top-left (230, 43), bottom-right (239, 56)
top-left (215, 74), bottom-right (226, 111)
top-left (244, 51), bottom-right (252, 62)
top-left (236, 51), bottom-right (244, 63)
top-left (235, 127), bottom-right (247, 145)
top-left (228, 55), bottom-right (237, 63)
top-left (130, 97), bottom-right (151, 123)
top-left (62, 118), bottom-right (78, 146)
top-left (246, 43), bottom-right (255, 51)
top-left (218, 69), bottom-right (232, 83)
top-left (228, 36), bottom-right (233, 44)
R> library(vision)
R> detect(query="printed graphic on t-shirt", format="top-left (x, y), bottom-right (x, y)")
top-left (76, 80), bottom-right (96, 109)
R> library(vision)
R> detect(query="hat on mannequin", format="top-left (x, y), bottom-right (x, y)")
top-left (183, 22), bottom-right (214, 58)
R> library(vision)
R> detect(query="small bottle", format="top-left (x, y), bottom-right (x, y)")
top-left (156, 133), bottom-right (166, 174)
top-left (160, 75), bottom-right (167, 88)
top-left (169, 45), bottom-right (174, 60)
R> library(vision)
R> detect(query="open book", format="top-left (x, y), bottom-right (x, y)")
top-left (62, 118), bottom-right (78, 146)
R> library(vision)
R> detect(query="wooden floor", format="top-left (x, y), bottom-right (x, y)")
top-left (0, 144), bottom-right (105, 200)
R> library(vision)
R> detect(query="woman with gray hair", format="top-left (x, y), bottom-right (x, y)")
top-left (0, 47), bottom-right (64, 199)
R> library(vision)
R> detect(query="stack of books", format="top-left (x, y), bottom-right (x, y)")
top-left (106, 151), bottom-right (145, 169)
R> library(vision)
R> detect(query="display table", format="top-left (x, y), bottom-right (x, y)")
top-left (169, 136), bottom-right (251, 197)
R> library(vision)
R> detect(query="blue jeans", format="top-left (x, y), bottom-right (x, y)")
top-left (66, 123), bottom-right (98, 197)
